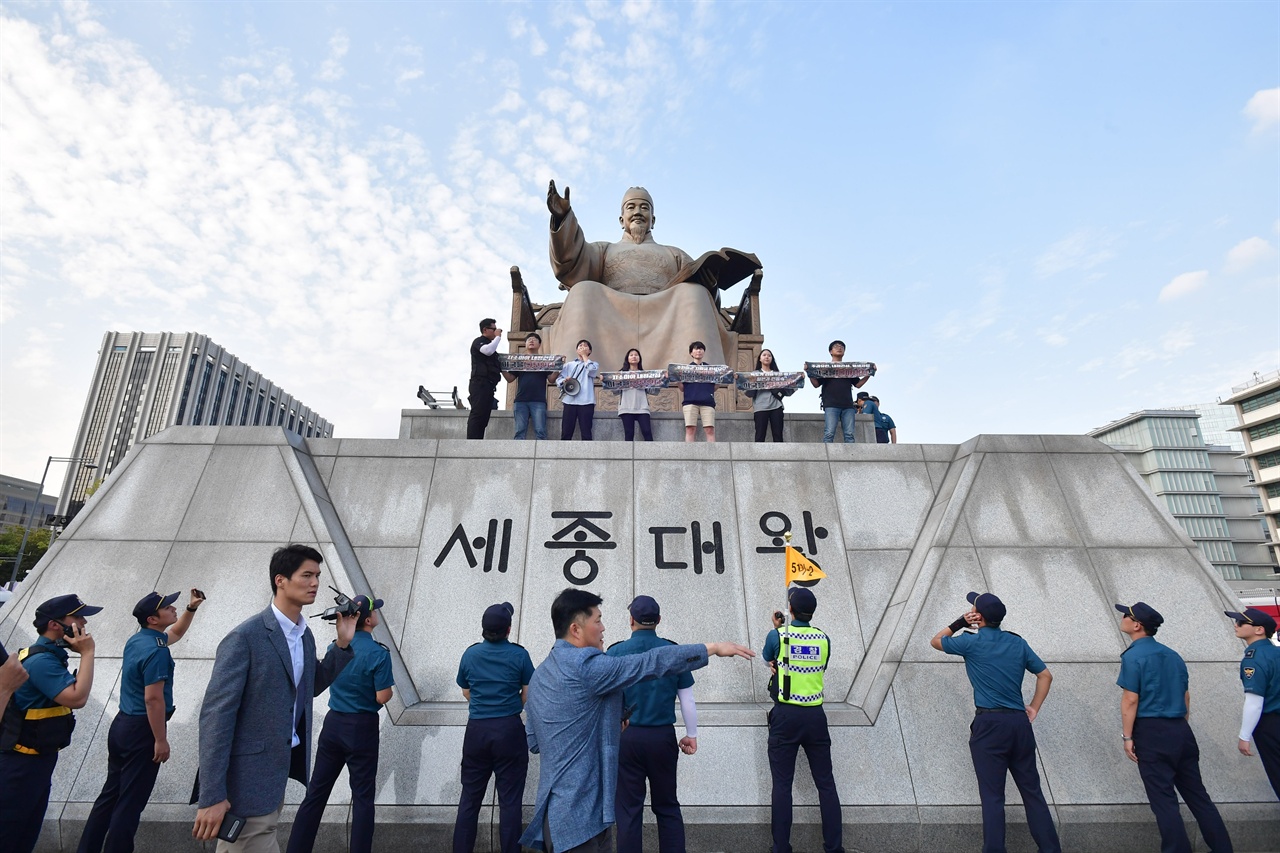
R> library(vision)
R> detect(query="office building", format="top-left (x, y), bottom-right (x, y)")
top-left (1089, 409), bottom-right (1276, 583)
top-left (1165, 403), bottom-right (1245, 452)
top-left (59, 332), bottom-right (333, 514)
top-left (0, 474), bottom-right (57, 530)
top-left (1221, 369), bottom-right (1280, 569)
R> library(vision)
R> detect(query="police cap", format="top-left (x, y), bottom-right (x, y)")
top-left (629, 595), bottom-right (660, 625)
top-left (1224, 607), bottom-right (1277, 634)
top-left (482, 601), bottom-right (514, 632)
top-left (966, 591), bottom-right (1007, 623)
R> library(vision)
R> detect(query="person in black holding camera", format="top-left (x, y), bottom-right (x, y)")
top-left (287, 593), bottom-right (393, 853)
top-left (0, 594), bottom-right (101, 853)
top-left (468, 317), bottom-right (503, 439)
top-left (78, 588), bottom-right (204, 853)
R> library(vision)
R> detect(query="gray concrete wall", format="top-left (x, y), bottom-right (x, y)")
top-left (2, 427), bottom-right (1276, 852)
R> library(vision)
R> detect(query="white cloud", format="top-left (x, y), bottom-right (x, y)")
top-left (1224, 236), bottom-right (1275, 273)
top-left (1157, 270), bottom-right (1208, 302)
top-left (1079, 324), bottom-right (1196, 379)
top-left (315, 31), bottom-right (349, 82)
top-left (1244, 87), bottom-right (1279, 134)
top-left (1034, 228), bottom-right (1116, 278)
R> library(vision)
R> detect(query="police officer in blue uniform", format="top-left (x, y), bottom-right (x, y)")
top-left (287, 594), bottom-right (394, 853)
top-left (78, 588), bottom-right (204, 853)
top-left (1116, 601), bottom-right (1233, 853)
top-left (763, 587), bottom-right (844, 853)
top-left (931, 591), bottom-right (1061, 853)
top-left (453, 601), bottom-right (534, 853)
top-left (1225, 606), bottom-right (1280, 799)
top-left (605, 595), bottom-right (700, 853)
top-left (0, 593), bottom-right (101, 853)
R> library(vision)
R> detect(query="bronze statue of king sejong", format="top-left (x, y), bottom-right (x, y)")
top-left (521, 181), bottom-right (762, 405)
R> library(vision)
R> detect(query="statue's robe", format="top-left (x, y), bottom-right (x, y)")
top-left (547, 209), bottom-right (732, 375)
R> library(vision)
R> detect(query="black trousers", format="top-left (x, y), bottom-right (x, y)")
top-left (620, 413), bottom-right (653, 441)
top-left (616, 725), bottom-right (683, 853)
top-left (754, 408), bottom-right (784, 442)
top-left (286, 711), bottom-right (380, 853)
top-left (77, 714), bottom-right (163, 853)
top-left (968, 711), bottom-right (1060, 853)
top-left (767, 703), bottom-right (843, 853)
top-left (1132, 716), bottom-right (1233, 853)
top-left (0, 749), bottom-right (60, 853)
top-left (467, 380), bottom-right (496, 439)
top-left (1255, 711), bottom-right (1280, 800)
top-left (561, 403), bottom-right (594, 441)
top-left (453, 714), bottom-right (529, 853)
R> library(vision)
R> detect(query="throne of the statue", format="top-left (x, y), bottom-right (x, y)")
top-left (507, 262), bottom-right (764, 413)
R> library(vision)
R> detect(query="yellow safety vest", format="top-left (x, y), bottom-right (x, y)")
top-left (777, 625), bottom-right (830, 706)
top-left (0, 646), bottom-right (75, 754)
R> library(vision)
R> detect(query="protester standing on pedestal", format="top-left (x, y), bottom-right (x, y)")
top-left (0, 594), bottom-right (101, 853)
top-left (557, 339), bottom-right (599, 442)
top-left (808, 340), bottom-right (870, 444)
top-left (453, 601), bottom-right (534, 853)
top-left (748, 349), bottom-right (786, 443)
top-left (1115, 601), bottom-right (1233, 853)
top-left (78, 589), bottom-right (204, 853)
top-left (1224, 607), bottom-right (1280, 799)
top-left (605, 595), bottom-right (699, 853)
top-left (502, 332), bottom-right (554, 441)
top-left (287, 595), bottom-right (393, 853)
top-left (763, 587), bottom-right (844, 853)
top-left (930, 591), bottom-right (1061, 853)
top-left (468, 318), bottom-right (503, 440)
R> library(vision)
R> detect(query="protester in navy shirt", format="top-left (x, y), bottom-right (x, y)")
top-left (454, 601), bottom-right (535, 853)
top-left (680, 341), bottom-right (718, 443)
top-left (502, 332), bottom-right (555, 441)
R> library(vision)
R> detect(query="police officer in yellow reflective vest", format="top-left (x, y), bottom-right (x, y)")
top-left (0, 594), bottom-right (102, 853)
top-left (763, 587), bottom-right (844, 853)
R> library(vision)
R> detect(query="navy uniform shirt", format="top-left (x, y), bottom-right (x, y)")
top-left (456, 638), bottom-right (534, 720)
top-left (119, 628), bottom-right (175, 716)
top-left (327, 631), bottom-right (394, 714)
top-left (1241, 638), bottom-right (1280, 714)
top-left (941, 626), bottom-right (1046, 711)
top-left (606, 630), bottom-right (694, 727)
top-left (13, 636), bottom-right (75, 710)
top-left (681, 363), bottom-right (716, 408)
top-left (1117, 636), bottom-right (1188, 718)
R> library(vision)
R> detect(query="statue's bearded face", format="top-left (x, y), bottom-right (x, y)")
top-left (620, 198), bottom-right (654, 239)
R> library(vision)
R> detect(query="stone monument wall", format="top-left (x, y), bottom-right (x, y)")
top-left (2, 426), bottom-right (1276, 852)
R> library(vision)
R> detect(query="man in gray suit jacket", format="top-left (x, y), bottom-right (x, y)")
top-left (192, 545), bottom-right (358, 851)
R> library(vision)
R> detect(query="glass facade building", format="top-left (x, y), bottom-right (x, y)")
top-left (59, 332), bottom-right (334, 514)
top-left (1090, 410), bottom-right (1276, 581)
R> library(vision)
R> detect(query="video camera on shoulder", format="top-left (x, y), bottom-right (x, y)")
top-left (318, 586), bottom-right (358, 622)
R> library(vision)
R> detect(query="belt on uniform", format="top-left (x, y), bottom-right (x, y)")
top-left (974, 707), bottom-right (1021, 715)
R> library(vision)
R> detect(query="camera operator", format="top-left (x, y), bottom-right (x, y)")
top-left (287, 594), bottom-right (394, 853)
top-left (0, 594), bottom-right (102, 853)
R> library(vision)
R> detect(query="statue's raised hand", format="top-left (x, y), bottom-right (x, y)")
top-left (547, 180), bottom-right (571, 226)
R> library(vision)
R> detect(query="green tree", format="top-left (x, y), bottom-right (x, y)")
top-left (0, 524), bottom-right (52, 584)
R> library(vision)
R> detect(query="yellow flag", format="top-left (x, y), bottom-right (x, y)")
top-left (784, 545), bottom-right (826, 585)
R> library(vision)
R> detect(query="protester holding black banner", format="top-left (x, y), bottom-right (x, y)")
top-left (747, 348), bottom-right (786, 443)
top-left (614, 348), bottom-right (655, 442)
top-left (808, 340), bottom-right (870, 445)
top-left (502, 332), bottom-right (555, 441)
top-left (680, 341), bottom-right (717, 443)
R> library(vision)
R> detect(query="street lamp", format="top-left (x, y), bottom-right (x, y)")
top-left (8, 456), bottom-right (97, 591)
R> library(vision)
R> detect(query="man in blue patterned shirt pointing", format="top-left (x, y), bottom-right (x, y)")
top-left (521, 588), bottom-right (754, 852)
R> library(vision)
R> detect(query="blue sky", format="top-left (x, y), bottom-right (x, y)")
top-left (1, 1), bottom-right (1277, 486)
